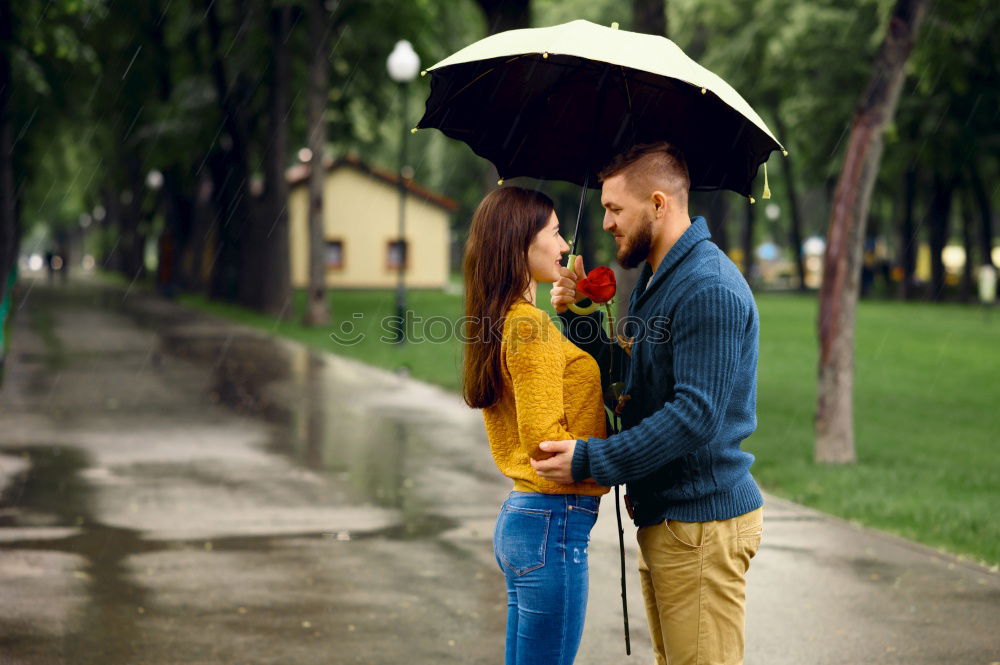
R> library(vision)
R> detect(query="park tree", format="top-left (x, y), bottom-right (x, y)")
top-left (255, 4), bottom-right (294, 318)
top-left (476, 0), bottom-right (530, 34)
top-left (200, 0), bottom-right (259, 302)
top-left (675, 0), bottom-right (891, 291)
top-left (0, 0), bottom-right (15, 284)
top-left (2, 0), bottom-right (109, 281)
top-left (12, 0), bottom-right (991, 337)
top-left (815, 0), bottom-right (928, 464)
top-left (303, 0), bottom-right (334, 327)
top-left (887, 0), bottom-right (1000, 301)
top-left (4, 0), bottom-right (488, 309)
top-left (297, 0), bottom-right (425, 325)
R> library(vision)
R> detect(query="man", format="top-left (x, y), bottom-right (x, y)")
top-left (531, 142), bottom-right (764, 665)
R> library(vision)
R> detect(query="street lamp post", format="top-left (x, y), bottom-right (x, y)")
top-left (387, 40), bottom-right (420, 344)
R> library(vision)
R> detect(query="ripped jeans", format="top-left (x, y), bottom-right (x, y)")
top-left (493, 491), bottom-right (600, 665)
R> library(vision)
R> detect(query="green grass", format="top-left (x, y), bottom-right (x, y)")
top-left (750, 293), bottom-right (999, 567)
top-left (180, 285), bottom-right (999, 567)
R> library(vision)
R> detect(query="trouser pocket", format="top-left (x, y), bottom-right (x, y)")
top-left (735, 506), bottom-right (764, 571)
top-left (496, 505), bottom-right (552, 576)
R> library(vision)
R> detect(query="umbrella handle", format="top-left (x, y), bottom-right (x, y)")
top-left (566, 253), bottom-right (600, 315)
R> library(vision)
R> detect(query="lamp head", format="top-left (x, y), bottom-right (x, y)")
top-left (387, 40), bottom-right (420, 82)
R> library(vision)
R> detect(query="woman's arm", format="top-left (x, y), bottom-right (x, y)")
top-left (505, 311), bottom-right (578, 460)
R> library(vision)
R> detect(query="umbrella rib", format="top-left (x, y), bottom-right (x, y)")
top-left (620, 66), bottom-right (633, 112)
top-left (569, 174), bottom-right (589, 257)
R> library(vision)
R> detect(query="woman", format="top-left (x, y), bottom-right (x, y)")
top-left (462, 186), bottom-right (609, 665)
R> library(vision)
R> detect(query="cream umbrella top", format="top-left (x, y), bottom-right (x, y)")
top-left (426, 19), bottom-right (782, 152)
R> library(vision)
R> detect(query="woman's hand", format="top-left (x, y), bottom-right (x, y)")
top-left (550, 255), bottom-right (587, 314)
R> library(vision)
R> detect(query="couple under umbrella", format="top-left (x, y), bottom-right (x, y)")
top-left (417, 19), bottom-right (782, 665)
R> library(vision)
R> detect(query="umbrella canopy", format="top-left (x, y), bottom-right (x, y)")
top-left (417, 19), bottom-right (784, 198)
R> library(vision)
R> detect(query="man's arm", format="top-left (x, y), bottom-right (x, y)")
top-left (566, 284), bottom-right (750, 487)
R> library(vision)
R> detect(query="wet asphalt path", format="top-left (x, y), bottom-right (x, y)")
top-left (1, 277), bottom-right (997, 664)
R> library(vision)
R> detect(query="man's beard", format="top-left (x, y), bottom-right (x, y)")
top-left (617, 214), bottom-right (654, 269)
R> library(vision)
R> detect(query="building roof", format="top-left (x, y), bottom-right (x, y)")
top-left (286, 155), bottom-right (458, 212)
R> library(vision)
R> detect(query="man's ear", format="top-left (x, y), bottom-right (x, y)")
top-left (651, 190), bottom-right (669, 217)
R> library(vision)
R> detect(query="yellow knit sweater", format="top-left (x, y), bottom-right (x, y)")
top-left (482, 301), bottom-right (609, 496)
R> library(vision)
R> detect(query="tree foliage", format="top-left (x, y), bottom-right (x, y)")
top-left (4, 0), bottom-right (996, 306)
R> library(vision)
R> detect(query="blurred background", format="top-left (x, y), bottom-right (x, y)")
top-left (3, 0), bottom-right (997, 303)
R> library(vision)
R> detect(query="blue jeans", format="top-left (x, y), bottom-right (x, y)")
top-left (493, 491), bottom-right (600, 665)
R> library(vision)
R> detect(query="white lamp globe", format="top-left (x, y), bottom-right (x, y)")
top-left (146, 169), bottom-right (164, 190)
top-left (387, 40), bottom-right (420, 82)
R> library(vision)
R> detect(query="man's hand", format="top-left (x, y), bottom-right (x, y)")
top-left (530, 439), bottom-right (577, 483)
top-left (550, 256), bottom-right (587, 314)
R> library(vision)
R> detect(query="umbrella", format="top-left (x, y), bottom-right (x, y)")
top-left (416, 19), bottom-right (785, 202)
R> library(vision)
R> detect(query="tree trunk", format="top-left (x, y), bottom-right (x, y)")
top-left (816, 0), bottom-right (927, 464)
top-left (860, 198), bottom-right (884, 299)
top-left (257, 5), bottom-right (293, 318)
top-left (145, 6), bottom-right (192, 298)
top-left (632, 0), bottom-right (667, 35)
top-left (176, 177), bottom-right (204, 291)
top-left (161, 169), bottom-right (194, 293)
top-left (303, 0), bottom-right (332, 327)
top-left (100, 186), bottom-right (122, 272)
top-left (690, 191), bottom-right (728, 251)
top-left (119, 207), bottom-right (145, 280)
top-left (0, 0), bottom-right (15, 282)
top-left (185, 173), bottom-right (216, 291)
top-left (741, 199), bottom-right (755, 285)
top-left (896, 166), bottom-right (919, 300)
top-left (926, 173), bottom-right (953, 301)
top-left (772, 113), bottom-right (806, 291)
top-left (120, 158), bottom-right (147, 281)
top-left (475, 0), bottom-right (530, 34)
top-left (969, 167), bottom-right (996, 269)
top-left (960, 187), bottom-right (975, 302)
top-left (203, 0), bottom-right (254, 303)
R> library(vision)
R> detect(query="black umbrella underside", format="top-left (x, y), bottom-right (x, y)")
top-left (419, 53), bottom-right (781, 198)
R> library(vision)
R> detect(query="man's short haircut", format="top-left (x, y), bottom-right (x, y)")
top-left (598, 142), bottom-right (691, 204)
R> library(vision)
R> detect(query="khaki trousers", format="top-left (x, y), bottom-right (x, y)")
top-left (636, 507), bottom-right (763, 665)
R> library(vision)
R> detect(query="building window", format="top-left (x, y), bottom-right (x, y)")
top-left (325, 240), bottom-right (344, 271)
top-left (386, 239), bottom-right (408, 271)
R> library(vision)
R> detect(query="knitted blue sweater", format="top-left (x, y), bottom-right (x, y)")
top-left (558, 217), bottom-right (763, 526)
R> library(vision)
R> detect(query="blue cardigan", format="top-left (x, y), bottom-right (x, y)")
top-left (557, 217), bottom-right (763, 526)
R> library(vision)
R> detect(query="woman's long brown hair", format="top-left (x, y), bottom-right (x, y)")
top-left (462, 187), bottom-right (554, 409)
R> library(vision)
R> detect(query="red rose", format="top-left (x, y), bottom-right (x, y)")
top-left (577, 266), bottom-right (616, 303)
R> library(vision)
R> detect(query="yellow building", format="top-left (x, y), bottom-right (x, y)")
top-left (287, 156), bottom-right (456, 289)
